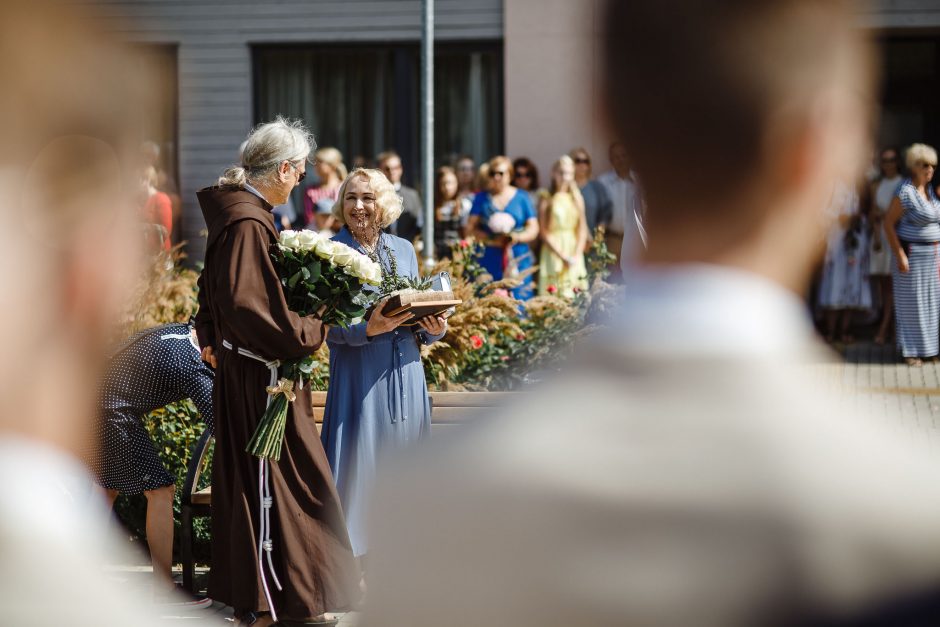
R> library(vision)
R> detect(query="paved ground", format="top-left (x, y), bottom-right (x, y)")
top-left (135, 341), bottom-right (932, 624)
top-left (836, 341), bottom-right (940, 454)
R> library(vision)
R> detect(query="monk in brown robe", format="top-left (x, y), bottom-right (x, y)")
top-left (194, 117), bottom-right (360, 626)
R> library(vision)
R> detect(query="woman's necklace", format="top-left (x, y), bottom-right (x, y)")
top-left (354, 230), bottom-right (400, 292)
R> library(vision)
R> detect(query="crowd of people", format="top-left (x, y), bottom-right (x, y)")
top-left (250, 143), bottom-right (649, 301)
top-left (22, 0), bottom-right (940, 626)
top-left (815, 143), bottom-right (940, 365)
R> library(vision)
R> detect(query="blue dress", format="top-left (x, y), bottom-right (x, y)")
top-left (321, 227), bottom-right (445, 556)
top-left (470, 189), bottom-right (537, 300)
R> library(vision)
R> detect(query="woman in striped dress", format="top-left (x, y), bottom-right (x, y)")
top-left (885, 143), bottom-right (940, 366)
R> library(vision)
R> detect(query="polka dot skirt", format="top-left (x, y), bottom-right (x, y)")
top-left (93, 323), bottom-right (214, 495)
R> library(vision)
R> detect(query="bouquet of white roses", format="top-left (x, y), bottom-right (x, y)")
top-left (275, 229), bottom-right (382, 326)
top-left (247, 228), bottom-right (383, 460)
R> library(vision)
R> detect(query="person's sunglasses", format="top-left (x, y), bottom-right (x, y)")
top-left (491, 170), bottom-right (509, 177)
top-left (573, 157), bottom-right (590, 165)
top-left (287, 161), bottom-right (306, 183)
top-left (515, 171), bottom-right (531, 179)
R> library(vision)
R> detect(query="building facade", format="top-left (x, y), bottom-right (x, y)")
top-left (88, 0), bottom-right (940, 260)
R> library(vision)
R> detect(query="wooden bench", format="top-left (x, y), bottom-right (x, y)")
top-left (180, 390), bottom-right (513, 592)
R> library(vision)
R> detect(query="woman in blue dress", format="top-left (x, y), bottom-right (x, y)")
top-left (321, 168), bottom-right (447, 561)
top-left (467, 155), bottom-right (540, 299)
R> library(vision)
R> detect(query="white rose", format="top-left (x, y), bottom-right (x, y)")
top-left (364, 260), bottom-right (383, 285)
top-left (296, 229), bottom-right (321, 251)
top-left (312, 238), bottom-right (336, 262)
top-left (346, 254), bottom-right (372, 282)
top-left (330, 242), bottom-right (358, 267)
top-left (279, 230), bottom-right (300, 250)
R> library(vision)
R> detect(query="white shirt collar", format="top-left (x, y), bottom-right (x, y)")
top-left (244, 182), bottom-right (269, 204)
top-left (608, 264), bottom-right (816, 357)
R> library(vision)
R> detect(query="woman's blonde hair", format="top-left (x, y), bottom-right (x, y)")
top-left (487, 156), bottom-right (514, 191)
top-left (218, 116), bottom-right (314, 187)
top-left (315, 146), bottom-right (348, 181)
top-left (906, 143), bottom-right (938, 171)
top-left (549, 154), bottom-right (585, 213)
top-left (331, 168), bottom-right (403, 229)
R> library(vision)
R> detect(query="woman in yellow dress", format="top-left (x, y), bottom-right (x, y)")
top-left (538, 155), bottom-right (589, 297)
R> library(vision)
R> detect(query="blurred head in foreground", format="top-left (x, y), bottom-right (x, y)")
top-left (0, 4), bottom-right (188, 625)
top-left (0, 1), bottom-right (147, 456)
top-left (605, 0), bottom-right (874, 292)
top-left (359, 3), bottom-right (940, 627)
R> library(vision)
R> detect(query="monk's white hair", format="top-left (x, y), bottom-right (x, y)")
top-left (218, 116), bottom-right (315, 187)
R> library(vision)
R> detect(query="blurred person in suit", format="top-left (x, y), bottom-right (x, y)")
top-left (378, 151), bottom-right (423, 244)
top-left (363, 1), bottom-right (940, 626)
top-left (0, 1), bottom-right (214, 624)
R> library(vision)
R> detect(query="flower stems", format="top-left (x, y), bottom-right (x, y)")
top-left (246, 385), bottom-right (292, 461)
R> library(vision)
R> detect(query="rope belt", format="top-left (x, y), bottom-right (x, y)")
top-left (221, 339), bottom-right (283, 622)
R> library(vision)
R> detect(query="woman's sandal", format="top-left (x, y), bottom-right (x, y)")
top-left (905, 357), bottom-right (924, 367)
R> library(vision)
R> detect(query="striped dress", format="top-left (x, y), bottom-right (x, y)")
top-left (892, 180), bottom-right (940, 358)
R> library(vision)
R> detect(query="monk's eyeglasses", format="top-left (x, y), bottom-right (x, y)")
top-left (286, 160), bottom-right (306, 183)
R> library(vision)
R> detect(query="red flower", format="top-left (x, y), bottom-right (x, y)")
top-left (547, 285), bottom-right (558, 294)
top-left (492, 288), bottom-right (510, 298)
top-left (572, 286), bottom-right (582, 294)
top-left (500, 355), bottom-right (510, 361)
top-left (459, 239), bottom-right (470, 249)
top-left (515, 333), bottom-right (526, 341)
top-left (470, 335), bottom-right (485, 349)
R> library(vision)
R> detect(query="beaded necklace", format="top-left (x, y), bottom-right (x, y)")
top-left (354, 230), bottom-right (401, 294)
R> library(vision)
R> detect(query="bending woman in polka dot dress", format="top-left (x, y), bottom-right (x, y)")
top-left (93, 322), bottom-right (214, 605)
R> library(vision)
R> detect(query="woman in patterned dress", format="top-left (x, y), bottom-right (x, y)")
top-left (885, 143), bottom-right (940, 366)
top-left (95, 322), bottom-right (213, 605)
top-left (818, 181), bottom-right (871, 343)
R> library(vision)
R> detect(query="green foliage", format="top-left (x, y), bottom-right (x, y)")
top-left (585, 227), bottom-right (617, 283)
top-left (380, 273), bottom-right (434, 296)
top-left (446, 292), bottom-right (590, 390)
top-left (418, 239), bottom-right (601, 390)
top-left (113, 399), bottom-right (213, 562)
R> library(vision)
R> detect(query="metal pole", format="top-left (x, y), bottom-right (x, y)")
top-left (420, 0), bottom-right (435, 271)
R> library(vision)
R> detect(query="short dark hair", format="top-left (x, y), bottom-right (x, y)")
top-left (603, 0), bottom-right (874, 215)
top-left (511, 157), bottom-right (540, 190)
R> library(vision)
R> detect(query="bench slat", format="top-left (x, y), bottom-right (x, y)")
top-left (310, 391), bottom-right (515, 408)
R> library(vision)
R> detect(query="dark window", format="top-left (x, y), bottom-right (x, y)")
top-left (878, 36), bottom-right (940, 158)
top-left (253, 42), bottom-right (503, 192)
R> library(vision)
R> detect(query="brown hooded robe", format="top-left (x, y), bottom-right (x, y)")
top-left (194, 186), bottom-right (359, 619)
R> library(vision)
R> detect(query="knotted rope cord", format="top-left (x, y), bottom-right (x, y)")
top-left (222, 340), bottom-right (284, 621)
